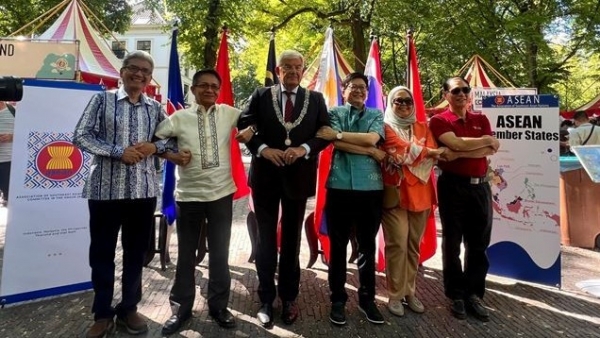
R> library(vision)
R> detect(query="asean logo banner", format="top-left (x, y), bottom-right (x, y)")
top-left (25, 132), bottom-right (90, 190)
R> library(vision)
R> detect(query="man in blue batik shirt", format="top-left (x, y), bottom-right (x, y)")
top-left (74, 50), bottom-right (176, 338)
top-left (316, 72), bottom-right (385, 327)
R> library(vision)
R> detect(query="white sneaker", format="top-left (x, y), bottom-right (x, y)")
top-left (387, 299), bottom-right (404, 317)
top-left (406, 295), bottom-right (425, 313)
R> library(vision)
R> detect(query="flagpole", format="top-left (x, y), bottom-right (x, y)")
top-left (406, 29), bottom-right (413, 89)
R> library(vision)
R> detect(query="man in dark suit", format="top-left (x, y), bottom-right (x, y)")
top-left (238, 49), bottom-right (330, 327)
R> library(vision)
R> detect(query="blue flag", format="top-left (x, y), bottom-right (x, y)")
top-left (162, 27), bottom-right (184, 225)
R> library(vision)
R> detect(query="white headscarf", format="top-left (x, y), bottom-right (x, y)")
top-left (384, 86), bottom-right (416, 130)
top-left (383, 85), bottom-right (433, 184)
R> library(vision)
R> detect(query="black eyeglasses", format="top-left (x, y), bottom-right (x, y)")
top-left (123, 65), bottom-right (152, 76)
top-left (193, 83), bottom-right (221, 91)
top-left (393, 98), bottom-right (414, 106)
top-left (449, 87), bottom-right (471, 95)
top-left (347, 84), bottom-right (368, 92)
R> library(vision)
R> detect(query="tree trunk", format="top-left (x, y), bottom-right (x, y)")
top-left (349, 8), bottom-right (366, 72)
top-left (202, 0), bottom-right (221, 69)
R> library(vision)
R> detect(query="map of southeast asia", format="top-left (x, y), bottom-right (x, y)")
top-left (490, 162), bottom-right (559, 234)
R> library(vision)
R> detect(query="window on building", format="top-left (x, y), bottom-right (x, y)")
top-left (137, 40), bottom-right (152, 54)
top-left (111, 41), bottom-right (127, 59)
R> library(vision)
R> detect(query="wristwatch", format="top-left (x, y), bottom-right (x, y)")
top-left (336, 131), bottom-right (343, 140)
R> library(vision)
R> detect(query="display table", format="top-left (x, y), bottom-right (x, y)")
top-left (560, 156), bottom-right (600, 248)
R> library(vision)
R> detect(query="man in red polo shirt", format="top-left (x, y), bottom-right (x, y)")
top-left (429, 76), bottom-right (499, 322)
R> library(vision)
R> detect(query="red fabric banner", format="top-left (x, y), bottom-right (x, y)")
top-left (215, 29), bottom-right (250, 200)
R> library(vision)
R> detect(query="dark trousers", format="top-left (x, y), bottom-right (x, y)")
top-left (88, 198), bottom-right (156, 320)
top-left (438, 173), bottom-right (493, 300)
top-left (170, 195), bottom-right (233, 315)
top-left (0, 161), bottom-right (11, 202)
top-left (325, 188), bottom-right (383, 304)
top-left (253, 190), bottom-right (307, 304)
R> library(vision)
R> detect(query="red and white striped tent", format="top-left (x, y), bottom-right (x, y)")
top-left (428, 54), bottom-right (514, 114)
top-left (561, 93), bottom-right (600, 119)
top-left (36, 0), bottom-right (158, 96)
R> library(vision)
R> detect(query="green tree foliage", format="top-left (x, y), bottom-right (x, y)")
top-left (0, 0), bottom-right (132, 36)
top-left (549, 51), bottom-right (600, 110)
top-left (4, 0), bottom-right (600, 108)
top-left (399, 0), bottom-right (600, 94)
top-left (164, 0), bottom-right (258, 69)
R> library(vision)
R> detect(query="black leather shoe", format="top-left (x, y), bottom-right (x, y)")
top-left (329, 302), bottom-right (346, 326)
top-left (358, 301), bottom-right (385, 324)
top-left (466, 295), bottom-right (490, 322)
top-left (257, 303), bottom-right (273, 328)
top-left (210, 309), bottom-right (236, 328)
top-left (450, 299), bottom-right (467, 320)
top-left (162, 312), bottom-right (191, 336)
top-left (281, 301), bottom-right (299, 325)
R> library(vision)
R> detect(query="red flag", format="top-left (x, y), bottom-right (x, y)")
top-left (215, 28), bottom-right (250, 200)
top-left (407, 32), bottom-right (438, 263)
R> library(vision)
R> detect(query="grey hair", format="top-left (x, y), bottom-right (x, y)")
top-left (122, 50), bottom-right (155, 70)
top-left (277, 50), bottom-right (304, 67)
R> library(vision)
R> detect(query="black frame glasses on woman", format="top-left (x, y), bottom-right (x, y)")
top-left (449, 86), bottom-right (471, 95)
top-left (393, 98), bottom-right (414, 106)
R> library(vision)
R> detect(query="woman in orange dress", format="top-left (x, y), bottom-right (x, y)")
top-left (380, 86), bottom-right (443, 317)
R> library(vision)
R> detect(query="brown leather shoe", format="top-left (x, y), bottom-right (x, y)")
top-left (281, 301), bottom-right (299, 325)
top-left (117, 311), bottom-right (148, 335)
top-left (86, 318), bottom-right (115, 338)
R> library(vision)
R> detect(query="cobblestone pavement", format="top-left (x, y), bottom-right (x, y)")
top-left (2, 198), bottom-right (600, 337)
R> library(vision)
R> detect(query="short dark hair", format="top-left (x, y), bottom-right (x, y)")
top-left (192, 69), bottom-right (222, 86)
top-left (573, 111), bottom-right (589, 121)
top-left (442, 76), bottom-right (469, 91)
top-left (342, 72), bottom-right (369, 89)
top-left (561, 119), bottom-right (574, 128)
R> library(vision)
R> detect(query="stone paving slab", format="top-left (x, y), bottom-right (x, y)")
top-left (2, 198), bottom-right (600, 337)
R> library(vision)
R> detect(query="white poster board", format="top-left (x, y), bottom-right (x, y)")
top-left (472, 87), bottom-right (537, 111)
top-left (482, 94), bottom-right (561, 287)
top-left (0, 80), bottom-right (102, 304)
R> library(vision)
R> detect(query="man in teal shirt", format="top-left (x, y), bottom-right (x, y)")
top-left (317, 72), bottom-right (385, 326)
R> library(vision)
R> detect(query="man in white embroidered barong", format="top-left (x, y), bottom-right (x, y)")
top-left (155, 69), bottom-right (255, 335)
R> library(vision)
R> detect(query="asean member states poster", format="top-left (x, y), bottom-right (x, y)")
top-left (482, 94), bottom-right (560, 287)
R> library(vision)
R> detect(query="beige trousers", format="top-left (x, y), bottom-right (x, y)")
top-left (381, 207), bottom-right (430, 300)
